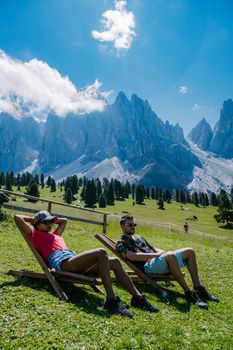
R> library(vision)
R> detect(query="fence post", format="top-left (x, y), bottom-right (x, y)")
top-left (103, 214), bottom-right (107, 235)
top-left (47, 202), bottom-right (52, 213)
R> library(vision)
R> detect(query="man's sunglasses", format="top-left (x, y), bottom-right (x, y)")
top-left (127, 223), bottom-right (137, 227)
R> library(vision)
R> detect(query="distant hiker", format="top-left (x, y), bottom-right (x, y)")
top-left (14, 211), bottom-right (159, 317)
top-left (184, 222), bottom-right (189, 233)
top-left (116, 215), bottom-right (219, 309)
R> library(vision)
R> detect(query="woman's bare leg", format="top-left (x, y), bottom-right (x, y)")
top-left (108, 257), bottom-right (141, 296)
top-left (77, 257), bottom-right (141, 297)
top-left (62, 248), bottom-right (115, 298)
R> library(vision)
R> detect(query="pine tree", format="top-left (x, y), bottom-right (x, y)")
top-left (40, 173), bottom-right (45, 187)
top-left (132, 184), bottom-right (135, 200)
top-left (50, 178), bottom-right (56, 192)
top-left (64, 187), bottom-right (73, 204)
top-left (64, 176), bottom-right (79, 195)
top-left (5, 175), bottom-right (12, 191)
top-left (157, 198), bottom-right (165, 210)
top-left (20, 173), bottom-right (26, 186)
top-left (135, 185), bottom-right (144, 204)
top-left (0, 172), bottom-right (5, 187)
top-left (210, 192), bottom-right (218, 206)
top-left (34, 174), bottom-right (39, 185)
top-left (155, 187), bottom-right (159, 200)
top-left (151, 187), bottom-right (155, 199)
top-left (158, 188), bottom-right (162, 200)
top-left (199, 192), bottom-right (205, 206)
top-left (46, 176), bottom-right (52, 187)
top-left (192, 192), bottom-right (199, 206)
top-left (26, 181), bottom-right (40, 202)
top-left (85, 180), bottom-right (97, 207)
top-left (205, 193), bottom-right (209, 206)
top-left (96, 178), bottom-right (102, 200)
top-left (25, 172), bottom-right (33, 185)
top-left (185, 192), bottom-right (192, 203)
top-left (175, 189), bottom-right (180, 202)
top-left (16, 174), bottom-right (21, 188)
top-left (180, 190), bottom-right (186, 204)
top-left (214, 190), bottom-right (233, 226)
top-left (106, 181), bottom-right (115, 205)
top-left (99, 193), bottom-right (107, 208)
top-left (124, 184), bottom-right (129, 199)
top-left (230, 187), bottom-right (233, 206)
top-left (165, 189), bottom-right (172, 203)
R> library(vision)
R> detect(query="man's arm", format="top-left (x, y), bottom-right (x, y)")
top-left (14, 215), bottom-right (33, 236)
top-left (152, 247), bottom-right (165, 254)
top-left (125, 251), bottom-right (163, 262)
top-left (54, 218), bottom-right (67, 236)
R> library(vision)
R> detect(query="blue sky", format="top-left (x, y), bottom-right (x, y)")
top-left (0, 0), bottom-right (233, 134)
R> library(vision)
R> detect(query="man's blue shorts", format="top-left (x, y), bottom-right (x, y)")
top-left (47, 249), bottom-right (76, 271)
top-left (144, 250), bottom-right (187, 274)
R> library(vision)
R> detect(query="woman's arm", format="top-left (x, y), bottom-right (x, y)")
top-left (14, 215), bottom-right (33, 236)
top-left (54, 218), bottom-right (67, 236)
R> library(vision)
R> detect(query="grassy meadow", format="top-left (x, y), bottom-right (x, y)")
top-left (0, 187), bottom-right (233, 349)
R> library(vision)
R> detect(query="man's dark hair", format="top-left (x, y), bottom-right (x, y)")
top-left (120, 215), bottom-right (134, 226)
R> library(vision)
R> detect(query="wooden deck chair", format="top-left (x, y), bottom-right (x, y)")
top-left (8, 230), bottom-right (103, 301)
top-left (95, 233), bottom-right (183, 297)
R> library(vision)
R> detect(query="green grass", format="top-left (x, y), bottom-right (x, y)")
top-left (1, 202), bottom-right (233, 350)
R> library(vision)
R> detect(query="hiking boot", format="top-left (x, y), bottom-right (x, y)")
top-left (103, 296), bottom-right (133, 318)
top-left (194, 285), bottom-right (219, 302)
top-left (131, 295), bottom-right (160, 312)
top-left (185, 290), bottom-right (208, 309)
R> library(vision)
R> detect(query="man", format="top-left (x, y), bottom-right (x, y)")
top-left (14, 211), bottom-right (159, 318)
top-left (116, 215), bottom-right (219, 309)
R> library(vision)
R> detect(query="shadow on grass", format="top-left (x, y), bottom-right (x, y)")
top-left (219, 224), bottom-right (233, 230)
top-left (133, 282), bottom-right (191, 313)
top-left (0, 276), bottom-right (112, 318)
top-left (2, 276), bottom-right (194, 315)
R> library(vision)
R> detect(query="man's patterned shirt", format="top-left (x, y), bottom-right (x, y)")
top-left (116, 235), bottom-right (155, 270)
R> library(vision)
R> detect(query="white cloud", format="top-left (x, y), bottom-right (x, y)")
top-left (0, 50), bottom-right (109, 120)
top-left (192, 103), bottom-right (201, 111)
top-left (91, 0), bottom-right (136, 54)
top-left (179, 85), bottom-right (188, 94)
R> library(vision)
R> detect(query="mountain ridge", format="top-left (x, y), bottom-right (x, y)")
top-left (0, 92), bottom-right (232, 192)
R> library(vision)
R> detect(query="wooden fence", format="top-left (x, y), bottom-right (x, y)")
top-left (1, 189), bottom-right (108, 233)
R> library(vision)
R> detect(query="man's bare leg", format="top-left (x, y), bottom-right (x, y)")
top-left (179, 248), bottom-right (201, 288)
top-left (165, 252), bottom-right (191, 292)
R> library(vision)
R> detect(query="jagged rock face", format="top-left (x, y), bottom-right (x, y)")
top-left (0, 113), bottom-right (40, 172)
top-left (209, 99), bottom-right (233, 158)
top-left (188, 118), bottom-right (213, 150)
top-left (0, 92), bottom-right (199, 189)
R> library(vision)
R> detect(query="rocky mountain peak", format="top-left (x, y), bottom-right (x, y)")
top-left (188, 118), bottom-right (213, 150)
top-left (114, 91), bottom-right (130, 106)
top-left (209, 99), bottom-right (233, 157)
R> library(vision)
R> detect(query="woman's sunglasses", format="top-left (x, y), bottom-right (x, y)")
top-left (41, 221), bottom-right (53, 226)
